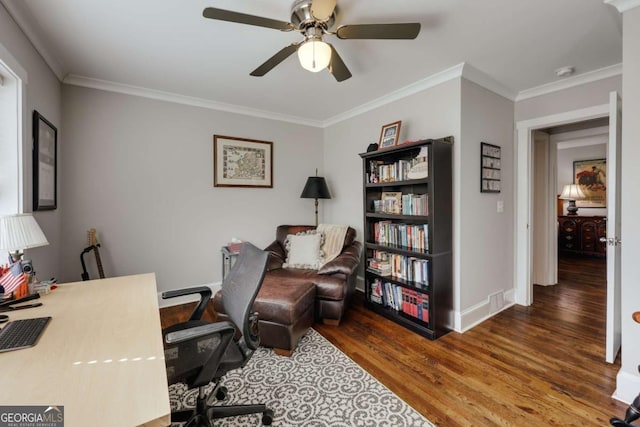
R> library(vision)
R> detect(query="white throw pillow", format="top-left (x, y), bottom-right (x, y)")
top-left (283, 230), bottom-right (325, 270)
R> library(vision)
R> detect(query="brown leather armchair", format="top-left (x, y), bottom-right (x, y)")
top-left (264, 225), bottom-right (362, 325)
top-left (214, 225), bottom-right (362, 356)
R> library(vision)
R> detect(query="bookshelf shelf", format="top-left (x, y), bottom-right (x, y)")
top-left (365, 178), bottom-right (430, 188)
top-left (365, 212), bottom-right (429, 222)
top-left (360, 137), bottom-right (453, 340)
top-left (365, 269), bottom-right (431, 293)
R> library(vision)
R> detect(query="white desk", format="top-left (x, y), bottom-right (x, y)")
top-left (0, 273), bottom-right (170, 427)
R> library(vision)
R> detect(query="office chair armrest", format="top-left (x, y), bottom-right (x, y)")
top-left (165, 321), bottom-right (235, 345)
top-left (162, 286), bottom-right (212, 321)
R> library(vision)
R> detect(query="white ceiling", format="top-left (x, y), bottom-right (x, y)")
top-left (1, 0), bottom-right (623, 124)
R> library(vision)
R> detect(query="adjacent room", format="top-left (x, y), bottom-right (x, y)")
top-left (1, 1), bottom-right (640, 426)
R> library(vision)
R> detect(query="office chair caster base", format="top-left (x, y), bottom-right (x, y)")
top-left (262, 409), bottom-right (274, 425)
top-left (610, 418), bottom-right (634, 427)
top-left (215, 386), bottom-right (228, 401)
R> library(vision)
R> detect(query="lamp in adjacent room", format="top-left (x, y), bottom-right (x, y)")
top-left (0, 213), bottom-right (49, 263)
top-left (300, 169), bottom-right (331, 226)
top-left (559, 184), bottom-right (586, 216)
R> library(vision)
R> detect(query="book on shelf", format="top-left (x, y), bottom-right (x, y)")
top-left (369, 250), bottom-right (430, 287)
top-left (367, 151), bottom-right (429, 183)
top-left (367, 257), bottom-right (391, 276)
top-left (372, 222), bottom-right (429, 252)
top-left (368, 279), bottom-right (430, 323)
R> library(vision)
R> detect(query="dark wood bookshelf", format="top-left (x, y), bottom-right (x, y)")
top-left (360, 137), bottom-right (453, 340)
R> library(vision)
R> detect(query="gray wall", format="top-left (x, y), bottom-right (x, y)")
top-left (323, 78), bottom-right (461, 321)
top-left (324, 77), bottom-right (515, 331)
top-left (459, 79), bottom-right (515, 325)
top-left (60, 85), bottom-right (324, 291)
top-left (0, 4), bottom-right (62, 280)
top-left (515, 75), bottom-right (621, 121)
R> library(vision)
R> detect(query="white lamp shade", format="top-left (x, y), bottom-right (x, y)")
top-left (297, 40), bottom-right (331, 72)
top-left (559, 184), bottom-right (586, 200)
top-left (0, 213), bottom-right (49, 252)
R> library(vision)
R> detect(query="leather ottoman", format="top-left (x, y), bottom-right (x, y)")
top-left (214, 279), bottom-right (315, 356)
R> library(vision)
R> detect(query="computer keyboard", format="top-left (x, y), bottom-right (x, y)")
top-left (0, 317), bottom-right (51, 353)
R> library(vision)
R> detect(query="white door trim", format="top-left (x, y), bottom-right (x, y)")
top-left (515, 104), bottom-right (609, 305)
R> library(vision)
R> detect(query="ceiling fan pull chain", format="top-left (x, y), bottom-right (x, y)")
top-left (312, 40), bottom-right (316, 68)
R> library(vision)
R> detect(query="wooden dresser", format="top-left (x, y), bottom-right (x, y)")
top-left (558, 216), bottom-right (607, 257)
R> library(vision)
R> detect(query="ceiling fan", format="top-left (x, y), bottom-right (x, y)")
top-left (202, 0), bottom-right (421, 82)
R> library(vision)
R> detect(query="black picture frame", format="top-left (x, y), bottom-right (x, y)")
top-left (33, 110), bottom-right (57, 210)
top-left (480, 142), bottom-right (501, 193)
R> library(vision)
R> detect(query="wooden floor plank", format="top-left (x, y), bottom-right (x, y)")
top-left (315, 255), bottom-right (627, 426)
top-left (160, 255), bottom-right (628, 426)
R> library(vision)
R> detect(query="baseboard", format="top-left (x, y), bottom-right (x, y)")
top-left (457, 288), bottom-right (516, 332)
top-left (613, 370), bottom-right (640, 404)
top-left (157, 282), bottom-right (221, 308)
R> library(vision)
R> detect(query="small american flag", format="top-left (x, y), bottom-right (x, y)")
top-left (0, 261), bottom-right (28, 297)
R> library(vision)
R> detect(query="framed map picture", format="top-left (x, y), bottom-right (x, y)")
top-left (574, 158), bottom-right (606, 208)
top-left (214, 135), bottom-right (273, 188)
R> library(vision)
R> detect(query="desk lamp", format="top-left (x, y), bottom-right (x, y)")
top-left (300, 170), bottom-right (331, 226)
top-left (559, 184), bottom-right (586, 216)
top-left (0, 213), bottom-right (49, 266)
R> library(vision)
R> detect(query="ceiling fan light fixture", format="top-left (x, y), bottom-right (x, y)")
top-left (297, 39), bottom-right (331, 72)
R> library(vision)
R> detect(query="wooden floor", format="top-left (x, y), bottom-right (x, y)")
top-left (160, 255), bottom-right (628, 426)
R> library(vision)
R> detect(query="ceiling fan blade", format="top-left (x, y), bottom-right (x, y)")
top-left (310, 0), bottom-right (337, 21)
top-left (203, 7), bottom-right (294, 31)
top-left (336, 23), bottom-right (421, 40)
top-left (327, 44), bottom-right (352, 82)
top-left (250, 43), bottom-right (300, 77)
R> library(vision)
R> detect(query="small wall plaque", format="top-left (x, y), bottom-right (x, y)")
top-left (481, 142), bottom-right (501, 193)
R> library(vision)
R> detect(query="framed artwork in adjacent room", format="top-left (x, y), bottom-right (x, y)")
top-left (574, 158), bottom-right (606, 208)
top-left (33, 110), bottom-right (58, 210)
top-left (214, 135), bottom-right (273, 188)
top-left (378, 121), bottom-right (401, 149)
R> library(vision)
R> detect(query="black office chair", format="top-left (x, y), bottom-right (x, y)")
top-left (162, 242), bottom-right (273, 427)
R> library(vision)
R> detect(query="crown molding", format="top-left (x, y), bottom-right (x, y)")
top-left (461, 64), bottom-right (517, 101)
top-left (516, 63), bottom-right (622, 101)
top-left (0, 0), bottom-right (65, 80)
top-left (323, 62), bottom-right (518, 127)
top-left (604, 0), bottom-right (640, 12)
top-left (323, 63), bottom-right (465, 127)
top-left (63, 74), bottom-right (324, 128)
top-left (0, 41), bottom-right (27, 83)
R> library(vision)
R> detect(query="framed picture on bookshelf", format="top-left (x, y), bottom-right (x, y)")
top-left (480, 142), bottom-right (501, 193)
top-left (378, 121), bottom-right (402, 149)
top-left (213, 135), bottom-right (273, 188)
top-left (381, 191), bottom-right (402, 214)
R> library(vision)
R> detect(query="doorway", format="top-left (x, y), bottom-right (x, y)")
top-left (515, 95), bottom-right (622, 362)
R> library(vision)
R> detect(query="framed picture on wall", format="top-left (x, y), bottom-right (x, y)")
top-left (480, 142), bottom-right (501, 193)
top-left (574, 158), bottom-right (606, 208)
top-left (213, 135), bottom-right (273, 188)
top-left (33, 110), bottom-right (58, 210)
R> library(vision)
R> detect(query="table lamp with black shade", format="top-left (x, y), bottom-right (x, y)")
top-left (300, 170), bottom-right (331, 226)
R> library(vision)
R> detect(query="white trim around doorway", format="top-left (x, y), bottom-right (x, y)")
top-left (514, 103), bottom-right (609, 306)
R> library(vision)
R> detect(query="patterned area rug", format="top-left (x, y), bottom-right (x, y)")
top-left (169, 328), bottom-right (433, 426)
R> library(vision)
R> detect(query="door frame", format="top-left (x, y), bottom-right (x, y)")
top-left (514, 103), bottom-right (609, 306)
